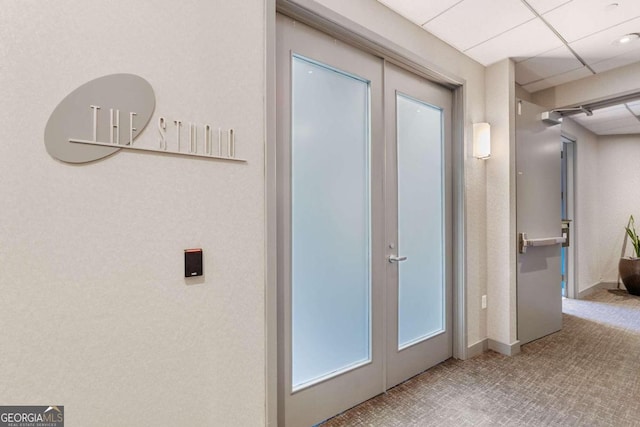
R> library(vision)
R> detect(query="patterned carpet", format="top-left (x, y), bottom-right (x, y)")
top-left (322, 289), bottom-right (640, 426)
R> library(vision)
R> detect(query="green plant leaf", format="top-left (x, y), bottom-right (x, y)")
top-left (626, 215), bottom-right (640, 257)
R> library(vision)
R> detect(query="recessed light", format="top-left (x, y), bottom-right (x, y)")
top-left (613, 33), bottom-right (640, 45)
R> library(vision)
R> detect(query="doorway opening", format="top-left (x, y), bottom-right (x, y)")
top-left (555, 93), bottom-right (640, 299)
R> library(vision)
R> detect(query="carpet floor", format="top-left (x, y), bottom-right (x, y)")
top-left (321, 289), bottom-right (640, 426)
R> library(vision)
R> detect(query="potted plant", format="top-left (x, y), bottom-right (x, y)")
top-left (619, 215), bottom-right (640, 296)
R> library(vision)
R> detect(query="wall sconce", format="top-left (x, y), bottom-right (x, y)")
top-left (473, 122), bottom-right (491, 159)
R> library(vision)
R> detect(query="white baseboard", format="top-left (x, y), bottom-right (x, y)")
top-left (464, 283), bottom-right (621, 359)
top-left (467, 339), bottom-right (488, 358)
top-left (577, 281), bottom-right (619, 299)
top-left (488, 339), bottom-right (521, 356)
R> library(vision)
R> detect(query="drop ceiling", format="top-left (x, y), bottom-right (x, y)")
top-left (376, 0), bottom-right (640, 93)
top-left (569, 99), bottom-right (640, 135)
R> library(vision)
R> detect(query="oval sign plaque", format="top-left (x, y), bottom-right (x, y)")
top-left (44, 74), bottom-right (155, 163)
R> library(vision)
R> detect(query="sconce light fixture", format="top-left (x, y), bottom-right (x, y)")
top-left (473, 122), bottom-right (491, 159)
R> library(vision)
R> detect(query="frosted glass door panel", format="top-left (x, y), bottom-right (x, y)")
top-left (396, 94), bottom-right (444, 349)
top-left (291, 56), bottom-right (371, 390)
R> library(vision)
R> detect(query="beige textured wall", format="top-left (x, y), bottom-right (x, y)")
top-left (0, 1), bottom-right (266, 426)
top-left (485, 59), bottom-right (518, 346)
top-left (595, 135), bottom-right (640, 283)
top-left (312, 0), bottom-right (489, 349)
top-left (532, 61), bottom-right (640, 109)
top-left (515, 84), bottom-right (533, 102)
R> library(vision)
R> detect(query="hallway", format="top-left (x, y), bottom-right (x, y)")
top-left (322, 290), bottom-right (640, 426)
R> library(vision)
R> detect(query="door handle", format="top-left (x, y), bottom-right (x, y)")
top-left (388, 255), bottom-right (408, 263)
top-left (519, 232), bottom-right (566, 254)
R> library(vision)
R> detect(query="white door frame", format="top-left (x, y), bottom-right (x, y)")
top-left (561, 134), bottom-right (577, 299)
top-left (266, 0), bottom-right (468, 425)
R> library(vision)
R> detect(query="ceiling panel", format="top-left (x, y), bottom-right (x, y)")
top-left (600, 124), bottom-right (640, 135)
top-left (627, 100), bottom-right (640, 115)
top-left (521, 66), bottom-right (591, 92)
top-left (422, 0), bottom-right (535, 52)
top-left (587, 103), bottom-right (627, 114)
top-left (376, 0), bottom-right (463, 26)
top-left (515, 45), bottom-right (582, 85)
top-left (589, 46), bottom-right (640, 73)
top-left (588, 117), bottom-right (640, 132)
top-left (525, 0), bottom-right (573, 14)
top-left (374, 0), bottom-right (640, 106)
top-left (465, 18), bottom-right (562, 66)
top-left (569, 16), bottom-right (640, 64)
top-left (544, 0), bottom-right (640, 43)
top-left (593, 119), bottom-right (636, 130)
top-left (570, 104), bottom-right (640, 135)
top-left (573, 104), bottom-right (627, 122)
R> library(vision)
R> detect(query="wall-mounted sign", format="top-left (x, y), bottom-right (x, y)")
top-left (44, 74), bottom-right (245, 164)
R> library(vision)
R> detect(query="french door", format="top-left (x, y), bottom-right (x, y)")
top-left (277, 14), bottom-right (452, 427)
top-left (384, 63), bottom-right (453, 389)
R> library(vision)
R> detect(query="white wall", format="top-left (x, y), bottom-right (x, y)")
top-left (595, 135), bottom-right (640, 282)
top-left (562, 118), bottom-right (601, 292)
top-left (312, 0), bottom-right (489, 349)
top-left (0, 1), bottom-right (266, 426)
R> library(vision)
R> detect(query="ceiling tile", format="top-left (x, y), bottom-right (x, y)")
top-left (423, 0), bottom-right (535, 52)
top-left (589, 46), bottom-right (640, 73)
top-left (544, 0), bottom-right (640, 43)
top-left (465, 18), bottom-right (562, 66)
top-left (590, 104), bottom-right (628, 114)
top-left (600, 124), bottom-right (640, 135)
top-left (572, 101), bottom-right (640, 135)
top-left (515, 45), bottom-right (582, 85)
top-left (376, 0), bottom-right (464, 26)
top-left (573, 104), bottom-right (628, 123)
top-left (526, 0), bottom-right (573, 14)
top-left (521, 66), bottom-right (592, 92)
top-left (569, 16), bottom-right (640, 64)
top-left (573, 113), bottom-right (638, 133)
top-left (590, 118), bottom-right (640, 132)
top-left (595, 107), bottom-right (632, 122)
top-left (626, 101), bottom-right (640, 115)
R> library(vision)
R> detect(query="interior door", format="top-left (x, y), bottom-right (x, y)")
top-left (276, 14), bottom-right (385, 427)
top-left (384, 63), bottom-right (453, 388)
top-left (516, 99), bottom-right (563, 346)
top-left (277, 14), bottom-right (454, 427)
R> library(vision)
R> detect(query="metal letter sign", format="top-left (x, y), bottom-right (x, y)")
top-left (44, 74), bottom-right (245, 164)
